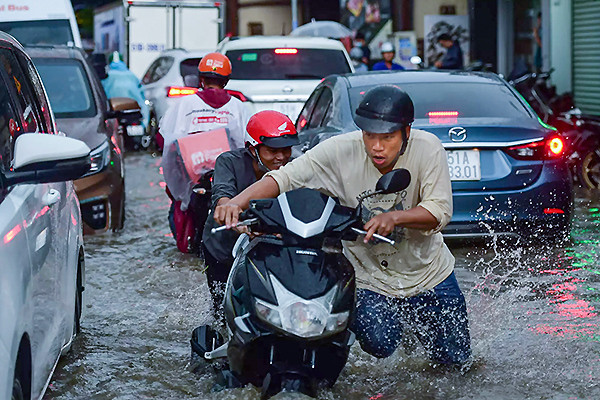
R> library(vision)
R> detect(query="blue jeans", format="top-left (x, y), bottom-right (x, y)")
top-left (351, 272), bottom-right (471, 364)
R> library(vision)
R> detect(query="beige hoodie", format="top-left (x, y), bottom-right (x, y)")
top-left (266, 129), bottom-right (454, 298)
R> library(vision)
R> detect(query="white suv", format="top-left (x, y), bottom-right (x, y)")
top-left (218, 36), bottom-right (354, 120)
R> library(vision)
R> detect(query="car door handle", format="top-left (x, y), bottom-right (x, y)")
top-left (43, 189), bottom-right (61, 207)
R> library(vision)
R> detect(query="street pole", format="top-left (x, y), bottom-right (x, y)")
top-left (291, 0), bottom-right (298, 31)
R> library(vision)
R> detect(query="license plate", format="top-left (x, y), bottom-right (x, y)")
top-left (446, 150), bottom-right (481, 181)
top-left (126, 125), bottom-right (145, 136)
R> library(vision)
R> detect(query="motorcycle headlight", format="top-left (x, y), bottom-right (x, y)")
top-left (254, 275), bottom-right (349, 338)
top-left (83, 140), bottom-right (111, 177)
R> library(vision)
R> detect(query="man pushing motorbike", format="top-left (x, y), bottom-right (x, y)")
top-left (202, 110), bottom-right (299, 317)
top-left (213, 86), bottom-right (471, 367)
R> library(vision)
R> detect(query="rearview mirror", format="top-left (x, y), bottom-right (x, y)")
top-left (183, 74), bottom-right (200, 88)
top-left (2, 133), bottom-right (91, 187)
top-left (375, 168), bottom-right (411, 194)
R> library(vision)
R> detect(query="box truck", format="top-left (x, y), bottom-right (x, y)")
top-left (94, 0), bottom-right (224, 78)
top-left (0, 0), bottom-right (82, 47)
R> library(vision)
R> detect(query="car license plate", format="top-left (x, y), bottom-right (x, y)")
top-left (446, 150), bottom-right (481, 181)
top-left (126, 125), bottom-right (145, 136)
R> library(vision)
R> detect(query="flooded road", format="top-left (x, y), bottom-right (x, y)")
top-left (46, 152), bottom-right (600, 399)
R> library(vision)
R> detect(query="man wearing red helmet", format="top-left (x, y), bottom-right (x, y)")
top-left (202, 110), bottom-right (299, 317)
top-left (160, 53), bottom-right (251, 243)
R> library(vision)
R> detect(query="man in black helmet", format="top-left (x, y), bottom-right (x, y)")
top-left (213, 85), bottom-right (471, 367)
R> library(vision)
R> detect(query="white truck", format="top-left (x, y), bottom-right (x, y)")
top-left (94, 0), bottom-right (224, 78)
top-left (0, 0), bottom-right (82, 47)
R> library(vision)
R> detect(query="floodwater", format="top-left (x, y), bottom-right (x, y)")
top-left (46, 152), bottom-right (600, 399)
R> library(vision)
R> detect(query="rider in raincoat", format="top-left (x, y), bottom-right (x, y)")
top-left (101, 51), bottom-right (149, 128)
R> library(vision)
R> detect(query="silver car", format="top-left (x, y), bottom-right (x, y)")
top-left (0, 32), bottom-right (90, 400)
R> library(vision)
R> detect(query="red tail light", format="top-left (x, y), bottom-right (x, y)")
top-left (544, 208), bottom-right (565, 214)
top-left (167, 86), bottom-right (198, 97)
top-left (506, 137), bottom-right (565, 160)
top-left (226, 89), bottom-right (248, 102)
top-left (274, 48), bottom-right (298, 54)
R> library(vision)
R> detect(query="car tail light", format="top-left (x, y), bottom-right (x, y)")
top-left (505, 136), bottom-right (565, 160)
top-left (274, 48), bottom-right (298, 54)
top-left (167, 86), bottom-right (198, 97)
top-left (226, 89), bottom-right (248, 102)
top-left (428, 111), bottom-right (459, 125)
top-left (544, 208), bottom-right (565, 214)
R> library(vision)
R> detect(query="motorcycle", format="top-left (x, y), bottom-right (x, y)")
top-left (510, 71), bottom-right (600, 189)
top-left (110, 96), bottom-right (151, 151)
top-left (190, 169), bottom-right (411, 399)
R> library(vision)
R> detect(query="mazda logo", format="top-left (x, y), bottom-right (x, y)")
top-left (449, 126), bottom-right (467, 142)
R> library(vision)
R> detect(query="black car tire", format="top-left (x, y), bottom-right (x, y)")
top-left (578, 145), bottom-right (600, 189)
top-left (11, 376), bottom-right (24, 400)
top-left (74, 261), bottom-right (83, 335)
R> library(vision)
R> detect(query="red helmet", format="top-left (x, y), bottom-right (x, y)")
top-left (198, 52), bottom-right (232, 79)
top-left (246, 110), bottom-right (299, 148)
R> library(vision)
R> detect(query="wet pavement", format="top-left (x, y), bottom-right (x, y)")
top-left (46, 152), bottom-right (600, 399)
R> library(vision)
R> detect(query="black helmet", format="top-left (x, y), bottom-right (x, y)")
top-left (354, 85), bottom-right (414, 134)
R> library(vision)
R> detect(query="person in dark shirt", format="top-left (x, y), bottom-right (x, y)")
top-left (435, 33), bottom-right (464, 70)
top-left (201, 110), bottom-right (299, 317)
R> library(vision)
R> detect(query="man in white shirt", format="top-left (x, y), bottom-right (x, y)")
top-left (214, 86), bottom-right (471, 366)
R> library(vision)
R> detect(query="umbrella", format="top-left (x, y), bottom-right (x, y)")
top-left (290, 20), bottom-right (353, 39)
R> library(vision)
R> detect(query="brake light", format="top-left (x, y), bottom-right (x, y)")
top-left (226, 89), bottom-right (248, 102)
top-left (544, 208), bottom-right (565, 214)
top-left (274, 48), bottom-right (298, 54)
top-left (167, 86), bottom-right (198, 97)
top-left (506, 137), bottom-right (565, 160)
top-left (428, 111), bottom-right (459, 125)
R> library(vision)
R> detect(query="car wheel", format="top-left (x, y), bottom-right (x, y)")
top-left (12, 376), bottom-right (24, 400)
top-left (579, 146), bottom-right (600, 189)
top-left (74, 261), bottom-right (83, 335)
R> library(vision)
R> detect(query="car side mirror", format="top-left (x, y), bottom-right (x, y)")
top-left (2, 133), bottom-right (91, 187)
top-left (375, 168), bottom-right (411, 194)
top-left (91, 52), bottom-right (108, 80)
top-left (183, 74), bottom-right (200, 88)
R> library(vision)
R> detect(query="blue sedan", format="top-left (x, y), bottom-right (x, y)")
top-left (294, 71), bottom-right (573, 240)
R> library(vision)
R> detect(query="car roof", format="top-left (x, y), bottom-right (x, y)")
top-left (221, 36), bottom-right (347, 51)
top-left (339, 70), bottom-right (506, 87)
top-left (24, 45), bottom-right (87, 61)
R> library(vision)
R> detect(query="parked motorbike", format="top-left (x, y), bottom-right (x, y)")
top-left (510, 71), bottom-right (600, 189)
top-left (191, 169), bottom-right (411, 399)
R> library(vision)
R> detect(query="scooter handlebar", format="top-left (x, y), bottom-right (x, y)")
top-left (211, 218), bottom-right (259, 234)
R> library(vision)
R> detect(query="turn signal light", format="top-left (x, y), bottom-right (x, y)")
top-left (167, 86), bottom-right (198, 97)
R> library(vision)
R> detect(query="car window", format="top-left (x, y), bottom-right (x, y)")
top-left (33, 58), bottom-right (97, 119)
top-left (349, 82), bottom-right (531, 120)
top-left (0, 48), bottom-right (42, 134)
top-left (18, 53), bottom-right (54, 133)
top-left (226, 49), bottom-right (351, 80)
top-left (321, 100), bottom-right (334, 127)
top-left (0, 20), bottom-right (74, 46)
top-left (308, 87), bottom-right (333, 128)
top-left (296, 88), bottom-right (322, 131)
top-left (0, 70), bottom-right (23, 172)
top-left (142, 56), bottom-right (174, 84)
top-left (179, 57), bottom-right (202, 80)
